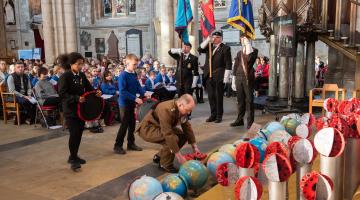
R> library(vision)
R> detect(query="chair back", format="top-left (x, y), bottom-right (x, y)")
top-left (321, 84), bottom-right (339, 100)
top-left (0, 84), bottom-right (17, 108)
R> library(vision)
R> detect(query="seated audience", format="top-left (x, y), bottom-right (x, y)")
top-left (7, 61), bottom-right (36, 124)
top-left (254, 56), bottom-right (270, 97)
top-left (0, 60), bottom-right (9, 86)
top-left (167, 68), bottom-right (176, 85)
top-left (145, 71), bottom-right (156, 92)
top-left (91, 67), bottom-right (101, 89)
top-left (34, 66), bottom-right (61, 107)
top-left (154, 66), bottom-right (170, 85)
top-left (101, 70), bottom-right (119, 126)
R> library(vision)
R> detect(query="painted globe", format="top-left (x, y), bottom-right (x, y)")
top-left (281, 118), bottom-right (301, 136)
top-left (153, 192), bottom-right (184, 200)
top-left (265, 121), bottom-right (285, 134)
top-left (161, 174), bottom-right (187, 197)
top-left (206, 152), bottom-right (235, 177)
top-left (257, 129), bottom-right (272, 140)
top-left (179, 160), bottom-right (209, 189)
top-left (129, 175), bottom-right (163, 200)
top-left (218, 144), bottom-right (236, 159)
top-left (249, 137), bottom-right (268, 162)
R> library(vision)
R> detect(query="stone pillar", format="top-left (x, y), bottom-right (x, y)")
top-left (51, 0), bottom-right (58, 57)
top-left (159, 0), bottom-right (174, 66)
top-left (189, 0), bottom-right (199, 55)
top-left (0, 0), bottom-right (7, 58)
top-left (55, 0), bottom-right (66, 54)
top-left (305, 41), bottom-right (316, 95)
top-left (63, 0), bottom-right (78, 53)
top-left (294, 41), bottom-right (305, 101)
top-left (321, 0), bottom-right (328, 32)
top-left (279, 56), bottom-right (289, 100)
top-left (349, 2), bottom-right (357, 47)
top-left (41, 0), bottom-right (55, 64)
top-left (112, 0), bottom-right (117, 17)
top-left (334, 0), bottom-right (342, 40)
top-left (268, 35), bottom-right (278, 100)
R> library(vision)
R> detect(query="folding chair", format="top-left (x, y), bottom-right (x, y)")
top-left (32, 89), bottom-right (58, 129)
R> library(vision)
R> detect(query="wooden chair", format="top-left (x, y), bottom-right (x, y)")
top-left (353, 89), bottom-right (360, 98)
top-left (0, 84), bottom-right (21, 125)
top-left (309, 84), bottom-right (345, 114)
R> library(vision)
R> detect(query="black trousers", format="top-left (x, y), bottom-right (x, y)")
top-left (16, 96), bottom-right (36, 122)
top-left (205, 78), bottom-right (224, 119)
top-left (177, 82), bottom-right (193, 97)
top-left (235, 77), bottom-right (254, 125)
top-left (254, 77), bottom-right (268, 91)
top-left (115, 104), bottom-right (136, 147)
top-left (66, 117), bottom-right (85, 159)
top-left (195, 87), bottom-right (203, 102)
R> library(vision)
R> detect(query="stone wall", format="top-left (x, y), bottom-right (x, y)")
top-left (1, 0), bottom-right (36, 59)
top-left (77, 0), bottom-right (154, 60)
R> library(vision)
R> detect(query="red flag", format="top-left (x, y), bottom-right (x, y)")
top-left (200, 0), bottom-right (216, 38)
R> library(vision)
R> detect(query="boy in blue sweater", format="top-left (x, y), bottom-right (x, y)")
top-left (114, 54), bottom-right (146, 154)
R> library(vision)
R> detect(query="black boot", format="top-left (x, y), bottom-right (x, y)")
top-left (230, 119), bottom-right (244, 127)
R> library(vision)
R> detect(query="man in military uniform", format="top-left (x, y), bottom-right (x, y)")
top-left (231, 34), bottom-right (258, 129)
top-left (136, 94), bottom-right (200, 173)
top-left (168, 42), bottom-right (199, 97)
top-left (198, 30), bottom-right (232, 123)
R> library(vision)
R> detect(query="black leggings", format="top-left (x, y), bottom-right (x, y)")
top-left (66, 117), bottom-right (85, 159)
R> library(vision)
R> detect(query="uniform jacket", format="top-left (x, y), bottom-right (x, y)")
top-left (154, 73), bottom-right (170, 85)
top-left (233, 48), bottom-right (259, 83)
top-left (58, 70), bottom-right (94, 118)
top-left (136, 100), bottom-right (196, 153)
top-left (168, 51), bottom-right (199, 87)
top-left (197, 43), bottom-right (232, 81)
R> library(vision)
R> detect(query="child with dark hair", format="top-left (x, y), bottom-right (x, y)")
top-left (101, 70), bottom-right (119, 125)
top-left (58, 52), bottom-right (102, 171)
top-left (34, 66), bottom-right (60, 107)
top-left (145, 71), bottom-right (156, 92)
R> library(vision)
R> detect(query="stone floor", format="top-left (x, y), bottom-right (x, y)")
top-left (0, 97), bottom-right (277, 200)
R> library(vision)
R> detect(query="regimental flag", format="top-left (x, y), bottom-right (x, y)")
top-left (175, 0), bottom-right (193, 44)
top-left (227, 0), bottom-right (255, 39)
top-left (199, 0), bottom-right (216, 38)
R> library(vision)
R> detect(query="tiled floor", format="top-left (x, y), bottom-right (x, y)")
top-left (0, 97), bottom-right (276, 200)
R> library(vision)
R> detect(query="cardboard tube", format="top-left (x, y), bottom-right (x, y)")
top-left (296, 164), bottom-right (311, 200)
top-left (268, 181), bottom-right (287, 200)
top-left (343, 138), bottom-right (360, 200)
top-left (320, 154), bottom-right (344, 200)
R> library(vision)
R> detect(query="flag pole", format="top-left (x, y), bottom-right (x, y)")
top-left (179, 36), bottom-right (183, 89)
top-left (209, 41), bottom-right (212, 79)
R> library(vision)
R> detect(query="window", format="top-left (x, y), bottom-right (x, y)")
top-left (214, 0), bottom-right (226, 8)
top-left (103, 0), bottom-right (136, 17)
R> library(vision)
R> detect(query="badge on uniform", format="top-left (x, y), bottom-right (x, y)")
top-left (187, 63), bottom-right (191, 69)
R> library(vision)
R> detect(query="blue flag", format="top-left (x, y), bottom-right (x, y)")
top-left (175, 0), bottom-right (193, 44)
top-left (227, 0), bottom-right (255, 39)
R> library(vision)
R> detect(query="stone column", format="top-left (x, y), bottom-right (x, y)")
top-left (268, 35), bottom-right (278, 100)
top-left (55, 0), bottom-right (66, 54)
top-left (294, 41), bottom-right (305, 101)
top-left (349, 2), bottom-right (357, 47)
top-left (63, 0), bottom-right (78, 53)
top-left (41, 0), bottom-right (55, 64)
top-left (305, 41), bottom-right (316, 95)
top-left (279, 56), bottom-right (289, 100)
top-left (321, 0), bottom-right (328, 32)
top-left (112, 0), bottom-right (117, 17)
top-left (189, 0), bottom-right (199, 55)
top-left (334, 0), bottom-right (342, 40)
top-left (51, 0), bottom-right (58, 57)
top-left (0, 0), bottom-right (7, 58)
top-left (159, 0), bottom-right (174, 66)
